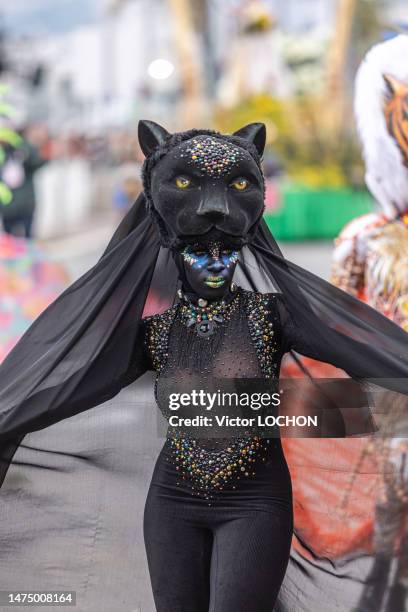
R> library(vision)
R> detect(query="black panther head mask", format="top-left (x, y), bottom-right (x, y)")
top-left (139, 120), bottom-right (266, 249)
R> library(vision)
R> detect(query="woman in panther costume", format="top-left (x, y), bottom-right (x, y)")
top-left (1, 119), bottom-right (408, 611)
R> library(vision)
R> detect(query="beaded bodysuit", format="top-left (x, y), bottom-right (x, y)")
top-left (143, 288), bottom-right (286, 499)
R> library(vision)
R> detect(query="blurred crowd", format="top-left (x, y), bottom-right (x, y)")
top-left (0, 123), bottom-right (145, 239)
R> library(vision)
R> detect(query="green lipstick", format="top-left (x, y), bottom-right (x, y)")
top-left (204, 276), bottom-right (226, 288)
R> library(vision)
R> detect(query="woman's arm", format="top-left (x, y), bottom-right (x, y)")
top-left (274, 293), bottom-right (353, 437)
top-left (274, 292), bottom-right (315, 358)
top-left (121, 318), bottom-right (155, 386)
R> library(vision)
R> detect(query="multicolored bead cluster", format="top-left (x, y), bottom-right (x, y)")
top-left (208, 241), bottom-right (239, 267)
top-left (228, 251), bottom-right (239, 266)
top-left (179, 287), bottom-right (239, 338)
top-left (170, 435), bottom-right (271, 499)
top-left (244, 291), bottom-right (278, 379)
top-left (144, 306), bottom-right (176, 371)
top-left (181, 248), bottom-right (199, 267)
top-left (179, 136), bottom-right (247, 178)
top-left (208, 240), bottom-right (221, 259)
top-left (144, 289), bottom-right (279, 499)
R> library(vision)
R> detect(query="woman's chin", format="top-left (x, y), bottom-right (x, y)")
top-left (199, 285), bottom-right (229, 301)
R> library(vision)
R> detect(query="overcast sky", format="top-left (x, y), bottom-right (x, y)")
top-left (0, 0), bottom-right (103, 37)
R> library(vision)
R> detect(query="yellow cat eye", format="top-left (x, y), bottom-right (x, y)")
top-left (175, 176), bottom-right (192, 189)
top-left (231, 178), bottom-right (249, 191)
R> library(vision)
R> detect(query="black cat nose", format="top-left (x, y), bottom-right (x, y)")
top-left (197, 196), bottom-right (229, 220)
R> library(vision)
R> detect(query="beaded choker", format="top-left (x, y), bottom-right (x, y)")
top-left (178, 285), bottom-right (239, 338)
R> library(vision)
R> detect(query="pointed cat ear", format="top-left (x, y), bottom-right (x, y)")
top-left (232, 123), bottom-right (266, 156)
top-left (138, 120), bottom-right (170, 157)
top-left (383, 73), bottom-right (408, 97)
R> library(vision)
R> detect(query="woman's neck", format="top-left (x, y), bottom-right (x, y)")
top-left (180, 285), bottom-right (236, 306)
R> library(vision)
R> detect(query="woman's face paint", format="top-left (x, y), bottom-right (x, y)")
top-left (181, 241), bottom-right (239, 300)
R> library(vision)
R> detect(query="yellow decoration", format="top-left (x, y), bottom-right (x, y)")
top-left (397, 294), bottom-right (408, 316)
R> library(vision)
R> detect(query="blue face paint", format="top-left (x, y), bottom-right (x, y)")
top-left (180, 242), bottom-right (240, 298)
top-left (182, 244), bottom-right (238, 271)
top-left (221, 251), bottom-right (239, 268)
top-left (181, 247), bottom-right (210, 270)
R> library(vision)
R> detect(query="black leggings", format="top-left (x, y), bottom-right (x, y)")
top-left (144, 439), bottom-right (293, 612)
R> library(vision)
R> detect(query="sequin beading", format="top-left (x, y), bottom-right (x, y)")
top-left (170, 435), bottom-right (270, 499)
top-left (144, 306), bottom-right (177, 372)
top-left (144, 289), bottom-right (280, 498)
top-left (243, 290), bottom-right (279, 379)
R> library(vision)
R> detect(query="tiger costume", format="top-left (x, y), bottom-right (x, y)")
top-left (331, 35), bottom-right (408, 612)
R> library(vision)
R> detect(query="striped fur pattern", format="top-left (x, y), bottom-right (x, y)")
top-left (354, 35), bottom-right (408, 217)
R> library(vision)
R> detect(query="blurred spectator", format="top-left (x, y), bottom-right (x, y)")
top-left (112, 162), bottom-right (142, 220)
top-left (0, 231), bottom-right (69, 362)
top-left (0, 125), bottom-right (47, 239)
top-left (263, 150), bottom-right (284, 212)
